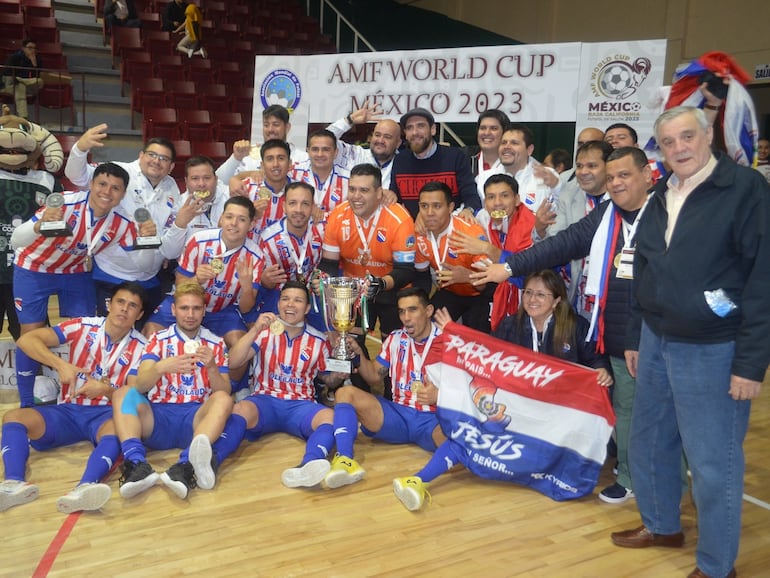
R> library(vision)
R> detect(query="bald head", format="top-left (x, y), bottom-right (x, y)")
top-left (369, 119), bottom-right (402, 163)
top-left (577, 127), bottom-right (605, 148)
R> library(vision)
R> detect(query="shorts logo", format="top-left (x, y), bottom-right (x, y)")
top-left (259, 69), bottom-right (302, 112)
top-left (14, 297), bottom-right (22, 311)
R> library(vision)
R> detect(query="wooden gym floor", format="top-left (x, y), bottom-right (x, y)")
top-left (0, 307), bottom-right (769, 577)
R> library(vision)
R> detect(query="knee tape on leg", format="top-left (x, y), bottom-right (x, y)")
top-left (120, 387), bottom-right (148, 417)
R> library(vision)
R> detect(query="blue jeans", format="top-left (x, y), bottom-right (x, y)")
top-left (630, 322), bottom-right (750, 577)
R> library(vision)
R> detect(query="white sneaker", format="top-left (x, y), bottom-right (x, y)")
top-left (57, 483), bottom-right (112, 514)
top-left (186, 47), bottom-right (194, 58)
top-left (189, 434), bottom-right (217, 490)
top-left (281, 459), bottom-right (331, 488)
top-left (195, 47), bottom-right (207, 58)
top-left (0, 480), bottom-right (39, 512)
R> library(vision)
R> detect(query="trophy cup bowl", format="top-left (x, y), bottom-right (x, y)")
top-left (39, 192), bottom-right (73, 237)
top-left (323, 277), bottom-right (364, 372)
top-left (134, 207), bottom-right (162, 249)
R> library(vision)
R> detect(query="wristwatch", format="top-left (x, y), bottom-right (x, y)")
top-left (503, 262), bottom-right (512, 276)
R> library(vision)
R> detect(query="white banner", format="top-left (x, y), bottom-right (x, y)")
top-left (251, 40), bottom-right (666, 151)
top-left (575, 40), bottom-right (667, 151)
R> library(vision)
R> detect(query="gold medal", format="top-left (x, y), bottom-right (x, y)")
top-left (193, 190), bottom-right (210, 200)
top-left (490, 209), bottom-right (507, 219)
top-left (360, 250), bottom-right (370, 266)
top-left (411, 379), bottom-right (424, 395)
top-left (269, 319), bottom-right (285, 335)
top-left (613, 252), bottom-right (622, 269)
top-left (85, 254), bottom-right (92, 272)
top-left (296, 272), bottom-right (307, 285)
top-left (210, 258), bottom-right (225, 274)
top-left (183, 340), bottom-right (200, 355)
top-left (258, 186), bottom-right (272, 201)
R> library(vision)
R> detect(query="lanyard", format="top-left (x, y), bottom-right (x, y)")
top-left (408, 324), bottom-right (438, 377)
top-left (428, 219), bottom-right (453, 269)
top-left (353, 206), bottom-right (382, 260)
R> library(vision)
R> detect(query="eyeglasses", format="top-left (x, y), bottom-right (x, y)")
top-left (523, 289), bottom-right (554, 300)
top-left (143, 151), bottom-right (173, 163)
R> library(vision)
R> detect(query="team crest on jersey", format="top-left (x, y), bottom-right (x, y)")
top-left (279, 362), bottom-right (293, 374)
top-left (181, 374), bottom-right (195, 386)
top-left (311, 241), bottom-right (321, 250)
top-left (448, 248), bottom-right (458, 259)
top-left (331, 192), bottom-right (340, 203)
top-left (101, 231), bottom-right (113, 243)
top-left (204, 247), bottom-right (215, 258)
top-left (525, 191), bottom-right (536, 206)
top-left (300, 349), bottom-right (311, 362)
top-left (376, 230), bottom-right (386, 243)
top-left (166, 197), bottom-right (174, 208)
top-left (119, 352), bottom-right (131, 366)
top-left (405, 236), bottom-right (416, 248)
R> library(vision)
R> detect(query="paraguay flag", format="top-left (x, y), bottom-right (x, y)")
top-left (426, 322), bottom-right (614, 501)
top-left (650, 51), bottom-right (758, 167)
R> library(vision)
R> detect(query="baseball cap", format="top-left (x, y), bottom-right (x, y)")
top-left (400, 107), bottom-right (435, 128)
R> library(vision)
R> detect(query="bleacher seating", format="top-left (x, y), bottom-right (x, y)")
top-left (101, 0), bottom-right (336, 151)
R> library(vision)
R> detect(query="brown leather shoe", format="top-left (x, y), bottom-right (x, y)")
top-left (610, 525), bottom-right (685, 548)
top-left (687, 568), bottom-right (736, 578)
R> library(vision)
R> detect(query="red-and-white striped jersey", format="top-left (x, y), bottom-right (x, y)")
top-left (14, 190), bottom-right (137, 274)
top-left (243, 176), bottom-right (291, 238)
top-left (257, 217), bottom-right (324, 283)
top-left (376, 323), bottom-right (441, 412)
top-left (290, 161), bottom-right (349, 213)
top-left (177, 228), bottom-right (262, 313)
top-left (142, 324), bottom-right (228, 404)
top-left (250, 324), bottom-right (330, 401)
top-left (53, 317), bottom-right (147, 406)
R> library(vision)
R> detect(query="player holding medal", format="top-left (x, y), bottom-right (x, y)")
top-left (198, 282), bottom-right (346, 489)
top-left (257, 182), bottom-right (326, 328)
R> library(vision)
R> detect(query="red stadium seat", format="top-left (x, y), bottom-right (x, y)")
top-left (22, 0), bottom-right (53, 18)
top-left (179, 110), bottom-right (213, 142)
top-left (25, 16), bottom-right (60, 44)
top-left (211, 112), bottom-right (246, 145)
top-left (0, 0), bottom-right (21, 16)
top-left (191, 141), bottom-right (227, 165)
top-left (142, 107), bottom-right (179, 141)
top-left (169, 139), bottom-right (191, 179)
top-left (164, 80), bottom-right (197, 110)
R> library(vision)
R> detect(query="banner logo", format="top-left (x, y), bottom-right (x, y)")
top-left (259, 69), bottom-right (302, 112)
top-left (592, 57), bottom-right (651, 100)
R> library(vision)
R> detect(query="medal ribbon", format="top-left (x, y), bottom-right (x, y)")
top-left (353, 206), bottom-right (382, 264)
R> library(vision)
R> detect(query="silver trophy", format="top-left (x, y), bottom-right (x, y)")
top-left (133, 207), bottom-right (161, 249)
top-left (39, 193), bottom-right (72, 237)
top-left (323, 277), bottom-right (365, 373)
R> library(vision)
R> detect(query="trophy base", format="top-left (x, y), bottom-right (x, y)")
top-left (39, 222), bottom-right (73, 237)
top-left (325, 357), bottom-right (352, 373)
top-left (134, 236), bottom-right (162, 249)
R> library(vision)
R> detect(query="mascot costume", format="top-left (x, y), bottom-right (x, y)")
top-left (0, 107), bottom-right (64, 340)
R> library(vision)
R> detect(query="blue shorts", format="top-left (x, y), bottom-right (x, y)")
top-left (29, 404), bottom-right (112, 451)
top-left (361, 399), bottom-right (439, 452)
top-left (14, 267), bottom-right (96, 324)
top-left (242, 395), bottom-right (323, 441)
top-left (144, 403), bottom-right (201, 450)
top-left (148, 296), bottom-right (246, 337)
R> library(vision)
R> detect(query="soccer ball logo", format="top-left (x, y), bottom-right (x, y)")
top-left (597, 58), bottom-right (652, 100)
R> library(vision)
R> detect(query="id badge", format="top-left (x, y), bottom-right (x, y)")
top-left (615, 248), bottom-right (635, 279)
